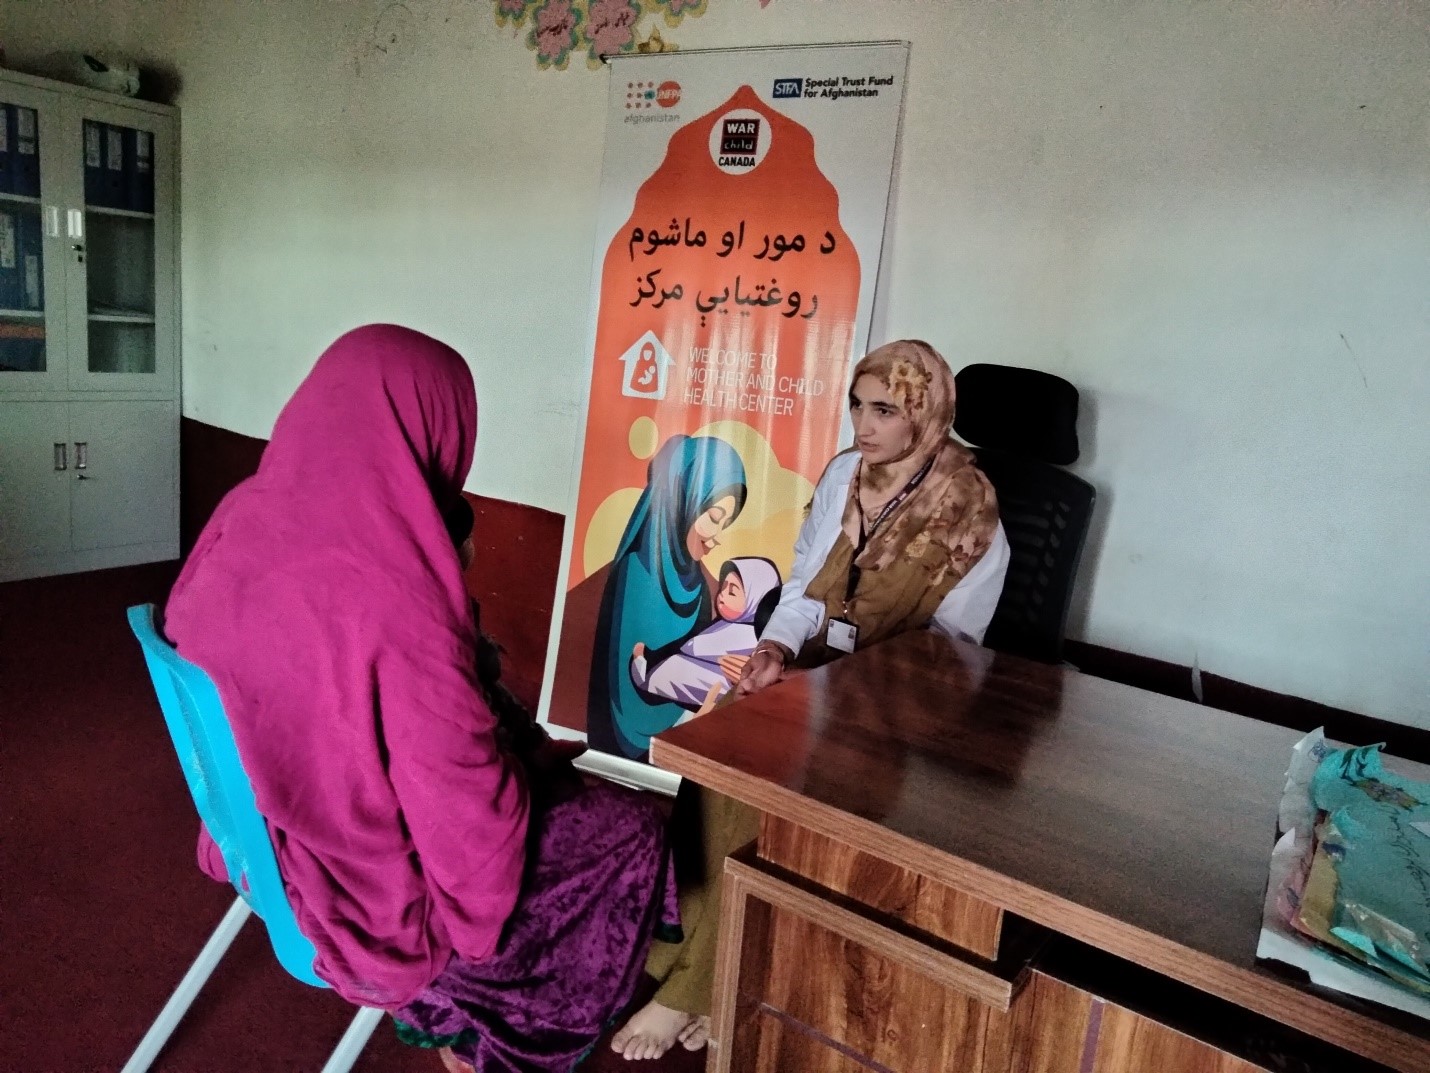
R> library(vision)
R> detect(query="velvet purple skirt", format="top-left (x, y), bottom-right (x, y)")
top-left (394, 782), bottom-right (678, 1072)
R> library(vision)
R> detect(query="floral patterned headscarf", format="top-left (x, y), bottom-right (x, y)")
top-left (803, 340), bottom-right (1001, 652)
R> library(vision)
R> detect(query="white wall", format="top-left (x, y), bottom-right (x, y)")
top-left (4, 0), bottom-right (1427, 725)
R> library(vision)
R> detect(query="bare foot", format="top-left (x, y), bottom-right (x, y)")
top-left (437, 1046), bottom-right (474, 1073)
top-left (610, 1001), bottom-right (696, 1061)
top-left (679, 1014), bottom-right (711, 1051)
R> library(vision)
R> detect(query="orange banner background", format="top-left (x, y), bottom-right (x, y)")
top-left (549, 84), bottom-right (864, 740)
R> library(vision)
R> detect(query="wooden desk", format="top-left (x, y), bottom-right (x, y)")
top-left (651, 632), bottom-right (1429, 1073)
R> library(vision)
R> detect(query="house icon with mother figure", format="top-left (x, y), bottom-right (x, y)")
top-left (619, 331), bottom-right (675, 401)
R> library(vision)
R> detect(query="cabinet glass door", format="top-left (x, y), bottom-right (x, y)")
top-left (0, 82), bottom-right (66, 393)
top-left (64, 99), bottom-right (174, 392)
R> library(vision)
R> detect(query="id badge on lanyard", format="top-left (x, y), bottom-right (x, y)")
top-left (828, 457), bottom-right (933, 655)
top-left (825, 616), bottom-right (859, 653)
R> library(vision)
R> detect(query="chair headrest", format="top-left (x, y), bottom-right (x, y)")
top-left (953, 363), bottom-right (1080, 465)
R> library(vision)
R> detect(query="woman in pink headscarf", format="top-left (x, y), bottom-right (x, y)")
top-left (164, 325), bottom-right (677, 1072)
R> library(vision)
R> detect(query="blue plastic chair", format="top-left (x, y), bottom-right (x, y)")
top-left (123, 604), bottom-right (384, 1073)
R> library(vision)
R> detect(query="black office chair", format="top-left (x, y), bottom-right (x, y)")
top-left (954, 363), bottom-right (1095, 664)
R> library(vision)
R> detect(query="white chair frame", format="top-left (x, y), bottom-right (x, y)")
top-left (120, 896), bottom-right (385, 1073)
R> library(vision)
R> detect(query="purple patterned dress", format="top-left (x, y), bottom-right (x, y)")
top-left (394, 781), bottom-right (679, 1071)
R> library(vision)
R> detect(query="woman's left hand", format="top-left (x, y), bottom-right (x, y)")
top-left (735, 644), bottom-right (787, 697)
top-left (717, 653), bottom-right (750, 685)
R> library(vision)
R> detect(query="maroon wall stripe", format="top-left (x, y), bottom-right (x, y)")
top-left (178, 418), bottom-right (1430, 759)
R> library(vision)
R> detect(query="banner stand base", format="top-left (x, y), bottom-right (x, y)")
top-left (572, 744), bottom-right (682, 797)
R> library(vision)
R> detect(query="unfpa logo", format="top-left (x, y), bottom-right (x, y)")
top-left (772, 78), bottom-right (803, 99)
top-left (629, 80), bottom-right (681, 112)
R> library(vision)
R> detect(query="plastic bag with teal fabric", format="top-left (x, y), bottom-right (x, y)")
top-left (1310, 744), bottom-right (1430, 991)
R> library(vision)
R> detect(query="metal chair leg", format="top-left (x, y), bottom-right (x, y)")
top-left (319, 1005), bottom-right (385, 1073)
top-left (120, 896), bottom-right (252, 1073)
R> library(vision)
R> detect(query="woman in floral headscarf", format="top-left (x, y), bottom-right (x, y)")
top-left (742, 337), bottom-right (1009, 684)
top-left (611, 340), bottom-right (1010, 1060)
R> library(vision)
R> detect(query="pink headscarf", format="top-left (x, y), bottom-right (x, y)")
top-left (164, 325), bottom-right (528, 1007)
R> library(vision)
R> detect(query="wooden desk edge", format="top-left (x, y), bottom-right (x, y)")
top-left (651, 739), bottom-right (1429, 1073)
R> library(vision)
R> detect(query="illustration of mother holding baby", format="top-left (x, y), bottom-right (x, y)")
top-left (587, 434), bottom-right (767, 761)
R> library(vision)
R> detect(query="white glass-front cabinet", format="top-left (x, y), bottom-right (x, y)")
top-left (0, 69), bottom-right (178, 581)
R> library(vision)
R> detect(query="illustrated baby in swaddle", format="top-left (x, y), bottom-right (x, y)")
top-left (629, 556), bottom-right (782, 711)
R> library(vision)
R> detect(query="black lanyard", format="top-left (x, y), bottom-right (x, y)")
top-left (844, 456), bottom-right (934, 607)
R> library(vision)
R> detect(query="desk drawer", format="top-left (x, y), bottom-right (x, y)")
top-left (712, 850), bottom-right (1048, 1073)
top-left (710, 862), bottom-right (1275, 1073)
top-left (760, 812), bottom-right (1005, 959)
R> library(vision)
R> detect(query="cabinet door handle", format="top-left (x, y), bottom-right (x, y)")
top-left (74, 442), bottom-right (88, 470)
top-left (53, 442), bottom-right (67, 471)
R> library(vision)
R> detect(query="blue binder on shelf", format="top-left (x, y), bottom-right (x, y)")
top-left (18, 209), bottom-right (43, 311)
top-left (0, 210), bottom-right (21, 310)
top-left (103, 124), bottom-right (127, 209)
top-left (127, 127), bottom-right (154, 214)
top-left (13, 107), bottom-right (40, 198)
top-left (83, 120), bottom-right (105, 207)
top-left (0, 104), bottom-right (13, 197)
top-left (0, 331), bottom-right (20, 372)
top-left (0, 318), bottom-right (45, 372)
